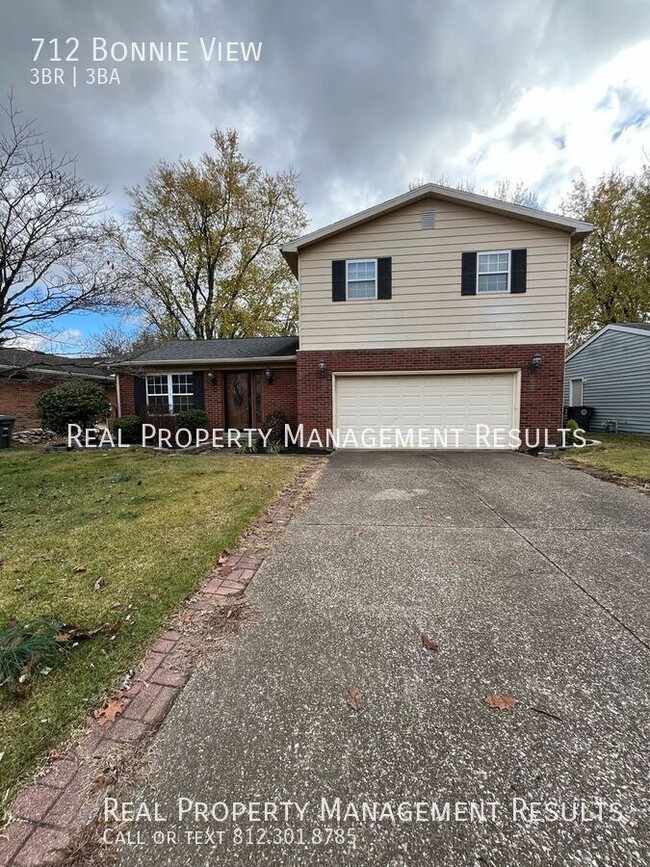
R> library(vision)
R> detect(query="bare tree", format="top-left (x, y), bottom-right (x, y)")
top-left (409, 176), bottom-right (544, 209)
top-left (0, 94), bottom-right (120, 345)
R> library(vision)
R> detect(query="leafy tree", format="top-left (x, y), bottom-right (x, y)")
top-left (36, 381), bottom-right (112, 434)
top-left (563, 166), bottom-right (650, 349)
top-left (112, 129), bottom-right (308, 339)
top-left (0, 95), bottom-right (119, 345)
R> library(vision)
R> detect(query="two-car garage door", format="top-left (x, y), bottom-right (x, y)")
top-left (334, 372), bottom-right (519, 449)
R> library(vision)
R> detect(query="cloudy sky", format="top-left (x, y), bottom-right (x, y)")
top-left (2, 0), bottom-right (649, 350)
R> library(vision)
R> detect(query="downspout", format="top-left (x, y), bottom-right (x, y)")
top-left (115, 373), bottom-right (122, 418)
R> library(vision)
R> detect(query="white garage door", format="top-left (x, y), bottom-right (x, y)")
top-left (334, 372), bottom-right (518, 449)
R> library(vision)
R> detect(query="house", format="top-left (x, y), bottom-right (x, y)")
top-left (115, 184), bottom-right (593, 449)
top-left (0, 347), bottom-right (116, 431)
top-left (564, 323), bottom-right (650, 434)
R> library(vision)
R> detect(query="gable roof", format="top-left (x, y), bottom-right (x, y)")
top-left (566, 323), bottom-right (650, 362)
top-left (118, 336), bottom-right (299, 367)
top-left (281, 183), bottom-right (594, 276)
top-left (0, 346), bottom-right (113, 380)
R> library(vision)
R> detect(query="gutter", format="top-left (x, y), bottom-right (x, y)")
top-left (111, 355), bottom-right (298, 368)
top-left (0, 364), bottom-right (114, 381)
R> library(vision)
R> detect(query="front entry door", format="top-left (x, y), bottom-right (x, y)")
top-left (225, 371), bottom-right (264, 429)
top-left (225, 372), bottom-right (251, 429)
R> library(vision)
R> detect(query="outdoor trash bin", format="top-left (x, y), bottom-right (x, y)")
top-left (0, 414), bottom-right (16, 448)
top-left (565, 406), bottom-right (595, 431)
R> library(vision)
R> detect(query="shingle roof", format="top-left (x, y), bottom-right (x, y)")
top-left (127, 336), bottom-right (299, 364)
top-left (0, 346), bottom-right (113, 380)
top-left (619, 322), bottom-right (650, 332)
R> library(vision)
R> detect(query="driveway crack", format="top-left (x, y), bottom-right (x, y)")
top-left (425, 455), bottom-right (650, 654)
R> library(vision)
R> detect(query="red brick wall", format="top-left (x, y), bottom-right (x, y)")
top-left (297, 344), bottom-right (566, 447)
top-left (262, 368), bottom-right (297, 426)
top-left (0, 378), bottom-right (117, 432)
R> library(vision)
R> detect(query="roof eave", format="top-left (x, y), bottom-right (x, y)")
top-left (281, 184), bottom-right (595, 260)
top-left (0, 363), bottom-right (113, 381)
top-left (112, 355), bottom-right (298, 369)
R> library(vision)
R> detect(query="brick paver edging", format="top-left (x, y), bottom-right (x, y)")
top-left (0, 459), bottom-right (325, 866)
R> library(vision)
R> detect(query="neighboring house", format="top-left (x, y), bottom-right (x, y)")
top-left (564, 323), bottom-right (650, 434)
top-left (0, 347), bottom-right (116, 431)
top-left (116, 184), bottom-right (593, 449)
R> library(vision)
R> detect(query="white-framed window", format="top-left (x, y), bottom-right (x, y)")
top-left (346, 259), bottom-right (377, 300)
top-left (146, 372), bottom-right (194, 413)
top-left (477, 250), bottom-right (510, 294)
top-left (569, 377), bottom-right (584, 407)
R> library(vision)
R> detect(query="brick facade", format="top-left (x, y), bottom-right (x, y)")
top-left (118, 346), bottom-right (565, 448)
top-left (0, 378), bottom-right (117, 432)
top-left (296, 344), bottom-right (566, 446)
top-left (118, 367), bottom-right (297, 430)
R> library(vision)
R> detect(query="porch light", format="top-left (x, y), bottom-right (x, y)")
top-left (207, 370), bottom-right (216, 384)
top-left (318, 359), bottom-right (327, 378)
top-left (265, 368), bottom-right (274, 383)
top-left (528, 352), bottom-right (542, 373)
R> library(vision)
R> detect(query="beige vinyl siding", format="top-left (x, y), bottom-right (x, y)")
top-left (298, 198), bottom-right (571, 350)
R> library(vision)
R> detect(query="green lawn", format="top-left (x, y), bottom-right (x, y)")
top-left (558, 431), bottom-right (650, 482)
top-left (0, 447), bottom-right (304, 819)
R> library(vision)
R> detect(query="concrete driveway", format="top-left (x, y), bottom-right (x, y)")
top-left (120, 453), bottom-right (649, 866)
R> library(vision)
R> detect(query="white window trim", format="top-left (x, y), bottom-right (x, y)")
top-left (569, 377), bottom-right (584, 407)
top-left (346, 258), bottom-right (378, 301)
top-left (146, 372), bottom-right (194, 414)
top-left (476, 250), bottom-right (511, 294)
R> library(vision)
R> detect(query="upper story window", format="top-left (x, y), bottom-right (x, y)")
top-left (346, 259), bottom-right (377, 300)
top-left (146, 373), bottom-right (194, 413)
top-left (477, 251), bottom-right (510, 294)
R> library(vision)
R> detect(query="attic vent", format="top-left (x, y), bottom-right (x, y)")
top-left (421, 210), bottom-right (435, 229)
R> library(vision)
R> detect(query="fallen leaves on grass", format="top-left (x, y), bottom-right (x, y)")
top-left (93, 577), bottom-right (106, 592)
top-left (483, 694), bottom-right (517, 712)
top-left (95, 697), bottom-right (125, 725)
top-left (73, 565), bottom-right (87, 573)
top-left (421, 635), bottom-right (439, 653)
top-left (347, 685), bottom-right (365, 713)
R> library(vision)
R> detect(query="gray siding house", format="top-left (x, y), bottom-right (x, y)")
top-left (564, 323), bottom-right (650, 434)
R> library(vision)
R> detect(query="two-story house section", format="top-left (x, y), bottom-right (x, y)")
top-left (282, 184), bottom-right (593, 448)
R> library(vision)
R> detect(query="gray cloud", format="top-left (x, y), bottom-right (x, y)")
top-left (2, 0), bottom-right (650, 228)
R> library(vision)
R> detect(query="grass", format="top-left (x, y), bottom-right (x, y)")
top-left (558, 431), bottom-right (650, 482)
top-left (0, 447), bottom-right (304, 818)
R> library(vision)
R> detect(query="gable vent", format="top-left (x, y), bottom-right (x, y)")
top-left (421, 209), bottom-right (435, 229)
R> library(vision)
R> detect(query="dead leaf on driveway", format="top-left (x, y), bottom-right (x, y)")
top-left (421, 635), bottom-right (439, 653)
top-left (423, 513), bottom-right (433, 521)
top-left (484, 694), bottom-right (517, 711)
top-left (347, 685), bottom-right (365, 713)
top-left (95, 697), bottom-right (125, 725)
top-left (48, 748), bottom-right (61, 761)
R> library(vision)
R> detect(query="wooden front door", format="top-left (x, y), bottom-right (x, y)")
top-left (225, 371), bottom-right (265, 429)
top-left (225, 372), bottom-right (251, 429)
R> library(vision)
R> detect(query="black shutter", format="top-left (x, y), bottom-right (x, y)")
top-left (134, 376), bottom-right (146, 415)
top-left (461, 252), bottom-right (477, 295)
top-left (332, 260), bottom-right (346, 302)
top-left (511, 249), bottom-right (527, 293)
top-left (377, 257), bottom-right (392, 299)
top-left (192, 371), bottom-right (205, 409)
